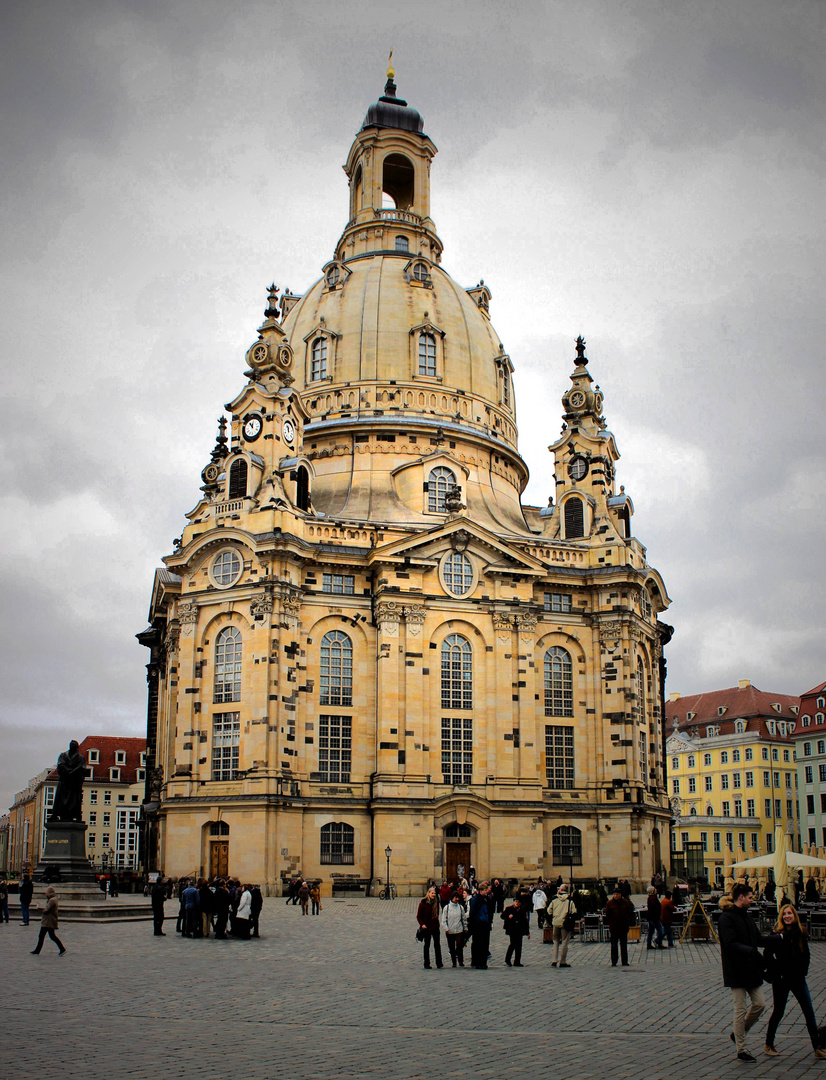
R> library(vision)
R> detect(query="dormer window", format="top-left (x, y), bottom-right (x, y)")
top-left (803, 715), bottom-right (811, 726)
top-left (706, 725), bottom-right (719, 737)
top-left (140, 752), bottom-right (147, 766)
top-left (818, 697), bottom-right (825, 709)
top-left (718, 706), bottom-right (727, 716)
top-left (427, 466), bottom-right (455, 512)
top-left (767, 721), bottom-right (775, 735)
top-left (115, 751), bottom-right (126, 765)
top-left (326, 265), bottom-right (340, 287)
top-left (771, 703), bottom-right (782, 713)
top-left (817, 713), bottom-right (825, 725)
top-left (311, 337), bottom-right (328, 381)
top-left (395, 235), bottom-right (409, 252)
top-left (88, 749), bottom-right (99, 765)
top-left (418, 332), bottom-right (437, 377)
top-left (735, 720), bottom-right (746, 733)
top-left (412, 261), bottom-right (429, 282)
top-left (109, 767), bottom-right (120, 781)
top-left (687, 711), bottom-right (696, 721)
top-left (790, 705), bottom-right (799, 715)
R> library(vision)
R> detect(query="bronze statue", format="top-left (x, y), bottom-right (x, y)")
top-left (48, 740), bottom-right (86, 822)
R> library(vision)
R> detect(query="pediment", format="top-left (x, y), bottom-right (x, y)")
top-left (367, 518), bottom-right (548, 575)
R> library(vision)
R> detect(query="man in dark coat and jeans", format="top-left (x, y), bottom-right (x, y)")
top-left (469, 881), bottom-right (493, 969)
top-left (719, 882), bottom-right (766, 1062)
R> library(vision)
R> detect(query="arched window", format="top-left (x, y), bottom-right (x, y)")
top-left (395, 235), bottom-right (409, 252)
top-left (552, 825), bottom-right (582, 866)
top-left (544, 647), bottom-right (573, 717)
top-left (296, 465), bottom-right (310, 511)
top-left (320, 822), bottom-right (354, 864)
top-left (228, 458), bottom-right (248, 499)
top-left (418, 331), bottom-right (437, 376)
top-left (428, 466), bottom-right (455, 511)
top-left (690, 806), bottom-right (697, 816)
top-left (320, 630), bottom-right (353, 707)
top-left (443, 552), bottom-right (473, 596)
top-left (326, 265), bottom-right (339, 287)
top-left (637, 657), bottom-right (646, 722)
top-left (564, 496), bottom-right (584, 538)
top-left (384, 154), bottom-right (415, 209)
top-left (441, 634), bottom-right (472, 710)
top-left (214, 626), bottom-right (242, 703)
top-left (501, 368), bottom-right (510, 408)
top-left (352, 165), bottom-right (363, 215)
top-left (707, 806), bottom-right (714, 817)
top-left (311, 337), bottom-right (327, 380)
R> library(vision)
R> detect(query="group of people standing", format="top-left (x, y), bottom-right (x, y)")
top-left (151, 876), bottom-right (262, 940)
top-left (415, 877), bottom-right (576, 970)
top-left (283, 877), bottom-right (322, 915)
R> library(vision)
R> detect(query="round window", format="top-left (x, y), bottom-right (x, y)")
top-left (326, 265), bottom-right (339, 287)
top-left (211, 549), bottom-right (242, 588)
top-left (413, 262), bottom-right (428, 282)
top-left (442, 552), bottom-right (474, 596)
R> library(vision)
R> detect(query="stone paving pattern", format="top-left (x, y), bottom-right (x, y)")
top-left (5, 896), bottom-right (826, 1079)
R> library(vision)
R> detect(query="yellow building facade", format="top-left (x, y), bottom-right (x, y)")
top-left (666, 681), bottom-right (800, 886)
top-left (140, 70), bottom-right (673, 894)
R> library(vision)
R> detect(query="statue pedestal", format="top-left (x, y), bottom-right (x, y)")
top-left (33, 820), bottom-right (97, 886)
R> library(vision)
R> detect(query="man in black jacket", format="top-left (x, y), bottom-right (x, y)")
top-left (501, 897), bottom-right (530, 966)
top-left (719, 883), bottom-right (766, 1062)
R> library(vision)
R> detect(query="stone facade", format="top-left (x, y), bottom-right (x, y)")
top-left (140, 69), bottom-right (673, 894)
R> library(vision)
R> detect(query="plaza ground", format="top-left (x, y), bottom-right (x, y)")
top-left (5, 896), bottom-right (826, 1079)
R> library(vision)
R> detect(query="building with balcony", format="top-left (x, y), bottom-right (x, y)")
top-left (666, 679), bottom-right (800, 886)
top-left (795, 681), bottom-right (826, 852)
top-left (139, 67), bottom-right (673, 893)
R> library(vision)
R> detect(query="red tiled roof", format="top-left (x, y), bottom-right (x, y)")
top-left (667, 684), bottom-right (799, 738)
top-left (76, 736), bottom-right (146, 785)
top-left (801, 681), bottom-right (826, 699)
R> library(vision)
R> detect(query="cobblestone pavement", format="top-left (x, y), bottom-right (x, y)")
top-left (5, 896), bottom-right (826, 1079)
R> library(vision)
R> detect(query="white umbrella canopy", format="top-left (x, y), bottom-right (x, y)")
top-left (726, 826), bottom-right (826, 900)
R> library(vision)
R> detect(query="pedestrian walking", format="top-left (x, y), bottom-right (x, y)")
top-left (0, 877), bottom-right (9, 924)
top-left (660, 889), bottom-right (675, 948)
top-left (491, 878), bottom-right (505, 914)
top-left (298, 880), bottom-right (310, 916)
top-left (763, 903), bottom-right (826, 1059)
top-left (416, 885), bottom-right (444, 969)
top-left (309, 882), bottom-right (321, 916)
top-left (440, 891), bottom-right (468, 967)
top-left (468, 881), bottom-right (492, 969)
top-left (605, 883), bottom-right (633, 967)
top-left (234, 883), bottom-right (252, 938)
top-left (151, 876), bottom-right (167, 936)
top-left (532, 883), bottom-right (548, 930)
top-left (501, 896), bottom-right (530, 966)
top-left (719, 883), bottom-right (766, 1062)
top-left (30, 886), bottom-right (66, 956)
top-left (20, 873), bottom-right (33, 925)
top-left (550, 883), bottom-right (575, 968)
top-left (646, 885), bottom-right (664, 949)
top-left (182, 879), bottom-right (200, 937)
top-left (251, 884), bottom-right (263, 935)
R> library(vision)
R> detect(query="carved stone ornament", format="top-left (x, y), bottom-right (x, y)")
top-left (403, 605), bottom-right (426, 635)
top-left (598, 619), bottom-right (622, 652)
top-left (178, 601), bottom-right (198, 636)
top-left (450, 529), bottom-right (471, 552)
top-left (492, 613), bottom-right (516, 631)
top-left (281, 595), bottom-right (301, 627)
top-left (164, 623), bottom-right (180, 656)
top-left (250, 593), bottom-right (275, 618)
top-left (376, 601), bottom-right (401, 635)
top-left (516, 613), bottom-right (538, 634)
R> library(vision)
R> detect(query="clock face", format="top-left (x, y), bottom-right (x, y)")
top-left (243, 415), bottom-right (262, 441)
top-left (282, 419), bottom-right (296, 444)
top-left (568, 456), bottom-right (588, 481)
top-left (569, 390), bottom-right (586, 408)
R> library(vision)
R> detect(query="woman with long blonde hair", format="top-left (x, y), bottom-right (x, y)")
top-left (763, 903), bottom-right (826, 1058)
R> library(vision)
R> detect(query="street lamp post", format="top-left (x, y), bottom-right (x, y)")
top-left (384, 845), bottom-right (392, 900)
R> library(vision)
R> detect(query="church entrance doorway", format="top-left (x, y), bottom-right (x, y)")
top-left (446, 843), bottom-right (470, 883)
top-left (208, 820), bottom-right (230, 878)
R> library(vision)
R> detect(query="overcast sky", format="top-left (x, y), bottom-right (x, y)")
top-left (2, 0), bottom-right (824, 812)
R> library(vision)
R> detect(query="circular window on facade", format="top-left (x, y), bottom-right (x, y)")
top-left (326, 265), bottom-right (339, 287)
top-left (441, 551), bottom-right (474, 596)
top-left (211, 549), bottom-right (242, 588)
top-left (413, 262), bottom-right (429, 282)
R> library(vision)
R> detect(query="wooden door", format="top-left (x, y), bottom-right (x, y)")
top-left (446, 843), bottom-right (471, 883)
top-left (210, 841), bottom-right (229, 878)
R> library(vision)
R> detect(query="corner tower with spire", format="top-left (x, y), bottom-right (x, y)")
top-left (140, 66), bottom-right (674, 896)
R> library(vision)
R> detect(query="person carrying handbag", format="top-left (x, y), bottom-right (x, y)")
top-left (550, 883), bottom-right (574, 968)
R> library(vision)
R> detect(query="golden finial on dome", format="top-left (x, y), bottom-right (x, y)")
top-left (387, 49), bottom-right (395, 79)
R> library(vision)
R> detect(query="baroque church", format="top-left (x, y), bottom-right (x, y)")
top-left (139, 66), bottom-right (673, 893)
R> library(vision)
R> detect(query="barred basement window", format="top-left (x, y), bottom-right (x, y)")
top-left (552, 825), bottom-right (582, 865)
top-left (544, 647), bottom-right (573, 717)
top-left (212, 712), bottom-right (240, 780)
top-left (214, 626), bottom-right (242, 703)
top-left (320, 631), bottom-right (353, 707)
top-left (441, 634), bottom-right (472, 710)
top-left (428, 466), bottom-right (455, 511)
top-left (441, 716), bottom-right (473, 785)
top-left (320, 821), bottom-right (354, 864)
top-left (318, 715), bottom-right (351, 782)
top-left (322, 573), bottom-right (355, 594)
top-left (544, 592), bottom-right (572, 613)
top-left (545, 725), bottom-right (575, 789)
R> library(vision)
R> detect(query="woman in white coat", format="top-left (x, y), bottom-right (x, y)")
top-left (440, 891), bottom-right (469, 967)
top-left (234, 883), bottom-right (253, 939)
